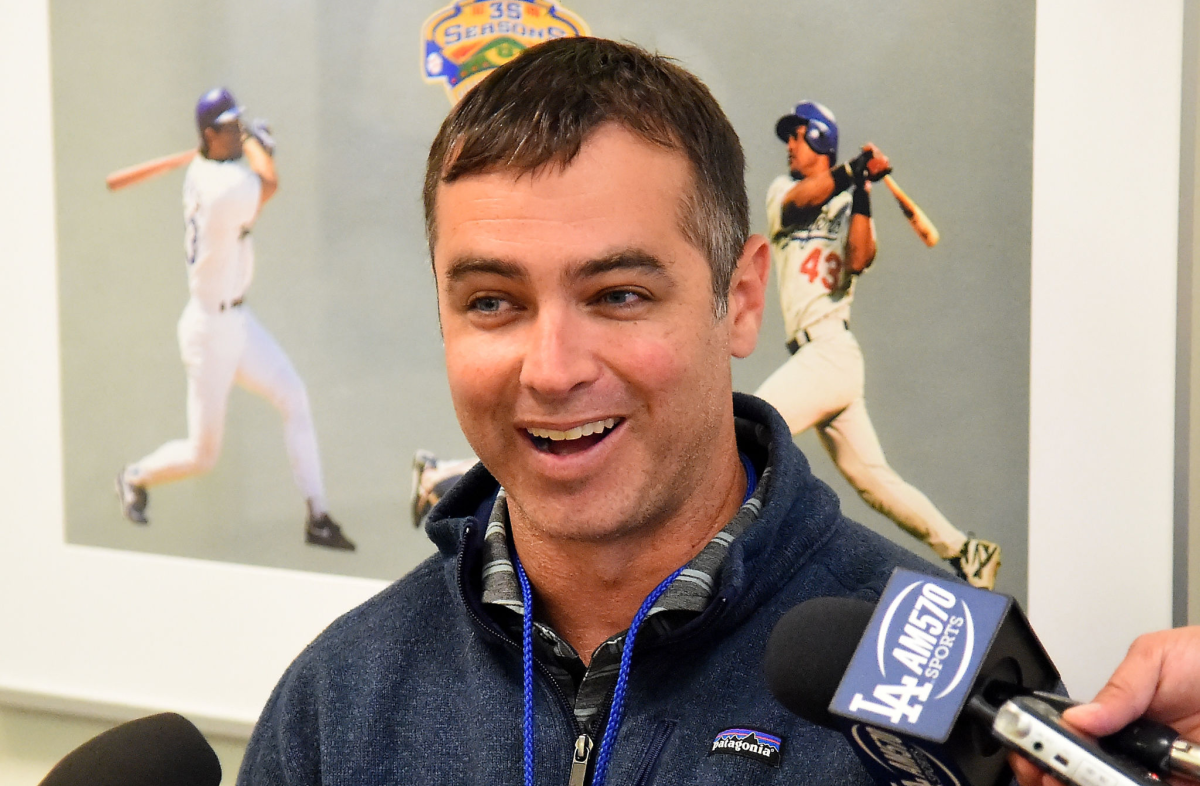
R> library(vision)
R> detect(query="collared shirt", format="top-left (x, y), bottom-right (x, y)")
top-left (479, 419), bottom-right (774, 736)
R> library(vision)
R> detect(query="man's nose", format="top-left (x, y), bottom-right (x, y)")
top-left (518, 305), bottom-right (601, 398)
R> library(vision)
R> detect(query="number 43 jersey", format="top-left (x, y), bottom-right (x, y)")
top-left (766, 174), bottom-right (859, 341)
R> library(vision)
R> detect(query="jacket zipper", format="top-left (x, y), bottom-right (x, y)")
top-left (568, 733), bottom-right (594, 786)
top-left (454, 524), bottom-right (591, 780)
top-left (456, 522), bottom-right (696, 785)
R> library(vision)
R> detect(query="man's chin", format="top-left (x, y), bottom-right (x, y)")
top-left (506, 492), bottom-right (649, 544)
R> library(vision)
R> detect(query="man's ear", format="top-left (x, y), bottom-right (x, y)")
top-left (726, 234), bottom-right (771, 359)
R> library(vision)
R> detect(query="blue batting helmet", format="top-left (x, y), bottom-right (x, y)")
top-left (195, 87), bottom-right (243, 132)
top-left (775, 101), bottom-right (838, 162)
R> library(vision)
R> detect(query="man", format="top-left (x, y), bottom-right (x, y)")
top-left (754, 101), bottom-right (1001, 589)
top-left (239, 39), bottom-right (934, 785)
top-left (115, 87), bottom-right (355, 551)
top-left (1012, 626), bottom-right (1200, 786)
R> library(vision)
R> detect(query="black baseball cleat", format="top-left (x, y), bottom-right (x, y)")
top-left (409, 450), bottom-right (477, 528)
top-left (305, 513), bottom-right (356, 551)
top-left (410, 450), bottom-right (439, 527)
top-left (116, 468), bottom-right (149, 524)
top-left (947, 536), bottom-right (1002, 591)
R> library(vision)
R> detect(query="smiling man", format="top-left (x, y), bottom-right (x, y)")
top-left (239, 38), bottom-right (934, 786)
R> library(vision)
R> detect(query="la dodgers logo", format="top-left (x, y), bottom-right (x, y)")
top-left (421, 0), bottom-right (591, 103)
top-left (846, 580), bottom-right (974, 730)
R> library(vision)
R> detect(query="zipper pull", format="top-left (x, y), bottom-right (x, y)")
top-left (568, 733), bottom-right (594, 786)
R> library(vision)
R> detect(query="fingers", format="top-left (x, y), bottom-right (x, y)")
top-left (1064, 633), bottom-right (1167, 737)
top-left (1009, 751), bottom-right (1064, 786)
top-left (859, 143), bottom-right (891, 178)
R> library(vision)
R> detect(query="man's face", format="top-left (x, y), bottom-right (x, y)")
top-left (432, 124), bottom-right (763, 542)
top-left (203, 120), bottom-right (243, 161)
top-left (786, 126), bottom-right (827, 175)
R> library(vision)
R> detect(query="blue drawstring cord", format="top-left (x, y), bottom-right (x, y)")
top-left (515, 556), bottom-right (536, 786)
top-left (514, 452), bottom-right (757, 786)
top-left (515, 554), bottom-right (680, 786)
top-left (590, 566), bottom-right (683, 786)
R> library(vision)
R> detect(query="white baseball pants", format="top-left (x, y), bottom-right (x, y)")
top-left (754, 327), bottom-right (966, 559)
top-left (128, 300), bottom-right (328, 513)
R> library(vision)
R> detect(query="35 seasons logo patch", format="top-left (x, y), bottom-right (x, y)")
top-left (421, 0), bottom-right (591, 104)
top-left (708, 728), bottom-right (783, 767)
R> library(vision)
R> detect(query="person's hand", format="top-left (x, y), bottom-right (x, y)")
top-left (244, 119), bottom-right (276, 156)
top-left (862, 143), bottom-right (892, 182)
top-left (1011, 627), bottom-right (1200, 786)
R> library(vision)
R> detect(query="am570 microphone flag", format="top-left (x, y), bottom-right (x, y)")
top-left (828, 568), bottom-right (1060, 786)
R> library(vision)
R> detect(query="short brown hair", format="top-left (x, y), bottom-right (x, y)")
top-left (423, 37), bottom-right (748, 316)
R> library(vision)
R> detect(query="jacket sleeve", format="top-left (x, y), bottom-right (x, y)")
top-left (237, 658), bottom-right (322, 786)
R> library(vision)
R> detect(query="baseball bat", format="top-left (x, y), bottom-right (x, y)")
top-left (106, 149), bottom-right (197, 192)
top-left (882, 174), bottom-right (939, 247)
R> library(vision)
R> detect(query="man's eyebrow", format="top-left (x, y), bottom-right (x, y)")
top-left (444, 257), bottom-right (528, 283)
top-left (567, 250), bottom-right (670, 283)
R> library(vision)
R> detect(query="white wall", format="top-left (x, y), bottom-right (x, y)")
top-left (1028, 1), bottom-right (1183, 697)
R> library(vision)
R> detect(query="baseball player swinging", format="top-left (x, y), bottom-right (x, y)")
top-left (115, 87), bottom-right (355, 551)
top-left (754, 101), bottom-right (1000, 589)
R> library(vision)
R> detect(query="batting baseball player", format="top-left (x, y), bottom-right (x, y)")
top-left (754, 101), bottom-right (1000, 589)
top-left (115, 87), bottom-right (355, 551)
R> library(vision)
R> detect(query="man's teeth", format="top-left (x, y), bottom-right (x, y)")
top-left (527, 418), bottom-right (617, 442)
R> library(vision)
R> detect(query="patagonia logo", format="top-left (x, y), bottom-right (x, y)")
top-left (708, 728), bottom-right (782, 767)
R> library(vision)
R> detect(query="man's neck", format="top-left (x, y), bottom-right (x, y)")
top-left (202, 149), bottom-right (242, 162)
top-left (508, 444), bottom-right (747, 665)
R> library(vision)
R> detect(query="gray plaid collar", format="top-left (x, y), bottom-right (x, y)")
top-left (480, 421), bottom-right (773, 619)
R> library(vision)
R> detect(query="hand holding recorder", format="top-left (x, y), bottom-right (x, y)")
top-left (765, 568), bottom-right (1200, 786)
top-left (1012, 626), bottom-right (1200, 786)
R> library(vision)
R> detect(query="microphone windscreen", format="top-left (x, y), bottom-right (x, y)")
top-left (764, 596), bottom-right (875, 729)
top-left (38, 712), bottom-right (221, 786)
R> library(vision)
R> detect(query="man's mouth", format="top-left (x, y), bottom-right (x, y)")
top-left (526, 418), bottom-right (622, 456)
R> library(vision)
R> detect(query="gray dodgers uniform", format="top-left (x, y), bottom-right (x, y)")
top-left (754, 173), bottom-right (967, 561)
top-left (125, 155), bottom-right (328, 511)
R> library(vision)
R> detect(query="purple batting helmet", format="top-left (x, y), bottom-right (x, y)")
top-left (775, 100), bottom-right (838, 162)
top-left (195, 87), bottom-right (243, 132)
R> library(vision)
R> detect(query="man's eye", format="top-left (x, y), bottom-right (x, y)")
top-left (599, 290), bottom-right (642, 306)
top-left (468, 296), bottom-right (506, 313)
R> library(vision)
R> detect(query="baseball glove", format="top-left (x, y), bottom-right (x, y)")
top-left (245, 119), bottom-right (276, 156)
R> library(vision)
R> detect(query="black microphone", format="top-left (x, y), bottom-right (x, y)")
top-left (38, 712), bottom-right (221, 786)
top-left (765, 590), bottom-right (1200, 785)
top-left (765, 596), bottom-right (876, 731)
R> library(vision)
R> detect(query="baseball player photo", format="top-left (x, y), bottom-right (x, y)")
top-left (114, 88), bottom-right (356, 552)
top-left (753, 101), bottom-right (1001, 589)
top-left (51, 0), bottom-right (1031, 588)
